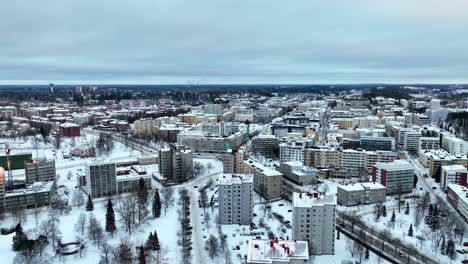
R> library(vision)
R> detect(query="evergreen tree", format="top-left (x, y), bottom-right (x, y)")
top-left (390, 210), bottom-right (396, 223)
top-left (337, 230), bottom-right (340, 240)
top-left (425, 204), bottom-right (434, 225)
top-left (12, 227), bottom-right (28, 252)
top-left (145, 232), bottom-right (154, 250)
top-left (105, 199), bottom-right (116, 236)
top-left (137, 178), bottom-right (148, 204)
top-left (441, 236), bottom-right (446, 255)
top-left (138, 246), bottom-right (146, 264)
top-left (405, 202), bottom-right (410, 215)
top-left (86, 194), bottom-right (94, 211)
top-left (381, 205), bottom-right (387, 217)
top-left (152, 189), bottom-right (162, 218)
top-left (408, 224), bottom-right (413, 237)
top-left (153, 231), bottom-right (160, 251)
top-left (365, 247), bottom-right (369, 259)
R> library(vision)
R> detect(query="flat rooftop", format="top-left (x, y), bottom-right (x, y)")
top-left (218, 173), bottom-right (253, 185)
top-left (247, 239), bottom-right (309, 263)
top-left (293, 192), bottom-right (336, 207)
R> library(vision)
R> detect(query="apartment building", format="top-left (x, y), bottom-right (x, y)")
top-left (116, 165), bottom-right (152, 194)
top-left (419, 149), bottom-right (468, 177)
top-left (447, 184), bottom-right (468, 222)
top-left (279, 137), bottom-right (314, 163)
top-left (251, 135), bottom-right (279, 159)
top-left (24, 158), bottom-right (56, 184)
top-left (360, 136), bottom-right (395, 151)
top-left (177, 130), bottom-right (248, 152)
top-left (442, 135), bottom-right (468, 156)
top-left (337, 182), bottom-right (386, 206)
top-left (403, 131), bottom-right (421, 152)
top-left (86, 162), bottom-right (117, 198)
top-left (419, 137), bottom-right (440, 151)
top-left (133, 118), bottom-right (157, 137)
top-left (218, 174), bottom-right (253, 225)
top-left (292, 192), bottom-right (336, 255)
top-left (246, 239), bottom-right (309, 264)
top-left (278, 162), bottom-right (317, 200)
top-left (243, 159), bottom-right (283, 201)
top-left (304, 147), bottom-right (342, 168)
top-left (372, 160), bottom-right (414, 195)
top-left (441, 165), bottom-right (468, 191)
top-left (159, 144), bottom-right (193, 183)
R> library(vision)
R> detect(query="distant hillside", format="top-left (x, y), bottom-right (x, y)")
top-left (444, 111), bottom-right (468, 140)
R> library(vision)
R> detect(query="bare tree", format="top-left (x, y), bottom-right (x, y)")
top-left (72, 189), bottom-right (86, 207)
top-left (54, 132), bottom-right (62, 150)
top-left (161, 186), bottom-right (174, 215)
top-left (74, 212), bottom-right (87, 236)
top-left (99, 243), bottom-right (114, 264)
top-left (87, 213), bottom-right (105, 248)
top-left (147, 246), bottom-right (169, 264)
top-left (47, 211), bottom-right (61, 247)
top-left (117, 196), bottom-right (136, 234)
top-left (200, 189), bottom-right (208, 213)
top-left (206, 235), bottom-right (219, 259)
top-left (114, 240), bottom-right (133, 264)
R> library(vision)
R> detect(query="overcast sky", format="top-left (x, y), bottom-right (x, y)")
top-left (1, 0), bottom-right (468, 84)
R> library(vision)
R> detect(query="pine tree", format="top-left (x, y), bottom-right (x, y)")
top-left (405, 202), bottom-right (409, 215)
top-left (153, 230), bottom-right (160, 251)
top-left (425, 204), bottom-right (434, 225)
top-left (105, 199), bottom-right (116, 236)
top-left (441, 236), bottom-right (446, 255)
top-left (390, 210), bottom-right (396, 223)
top-left (145, 232), bottom-right (154, 250)
top-left (137, 178), bottom-right (148, 204)
top-left (138, 246), bottom-right (146, 264)
top-left (381, 205), bottom-right (387, 217)
top-left (86, 194), bottom-right (94, 211)
top-left (408, 224), bottom-right (413, 237)
top-left (152, 189), bottom-right (162, 218)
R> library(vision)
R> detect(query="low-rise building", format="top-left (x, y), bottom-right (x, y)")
top-left (3, 181), bottom-right (56, 212)
top-left (337, 182), bottom-right (386, 206)
top-left (278, 162), bottom-right (316, 200)
top-left (24, 158), bottom-right (56, 184)
top-left (59, 122), bottom-right (81, 137)
top-left (218, 174), bottom-right (253, 225)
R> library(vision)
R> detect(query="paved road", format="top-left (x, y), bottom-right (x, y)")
top-left (338, 212), bottom-right (445, 264)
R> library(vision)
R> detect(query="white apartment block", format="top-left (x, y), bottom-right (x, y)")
top-left (419, 137), bottom-right (440, 151)
top-left (280, 138), bottom-right (313, 163)
top-left (372, 160), bottom-right (414, 195)
top-left (441, 165), bottom-right (468, 191)
top-left (444, 136), bottom-right (468, 156)
top-left (292, 192), bottom-right (336, 255)
top-left (404, 131), bottom-right (421, 151)
top-left (218, 174), bottom-right (253, 225)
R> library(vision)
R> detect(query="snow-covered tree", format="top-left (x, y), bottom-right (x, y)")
top-left (105, 199), bottom-right (116, 237)
top-left (86, 194), bottom-right (94, 211)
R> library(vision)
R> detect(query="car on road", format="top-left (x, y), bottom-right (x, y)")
top-left (432, 186), bottom-right (437, 190)
top-left (250, 223), bottom-right (258, 229)
top-left (193, 185), bottom-right (198, 188)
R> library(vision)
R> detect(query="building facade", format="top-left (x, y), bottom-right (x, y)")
top-left (337, 182), bottom-right (386, 206)
top-left (159, 144), bottom-right (193, 183)
top-left (24, 159), bottom-right (56, 184)
top-left (218, 174), bottom-right (253, 225)
top-left (292, 192), bottom-right (336, 255)
top-left (372, 160), bottom-right (414, 195)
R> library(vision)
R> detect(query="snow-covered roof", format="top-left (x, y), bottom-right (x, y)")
top-left (247, 239), bottom-right (309, 263)
top-left (245, 159), bottom-right (282, 177)
top-left (218, 173), bottom-right (253, 185)
top-left (374, 160), bottom-right (413, 171)
top-left (293, 192), bottom-right (336, 208)
top-left (338, 182), bottom-right (386, 192)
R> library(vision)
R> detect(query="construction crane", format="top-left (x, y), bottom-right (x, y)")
top-left (5, 146), bottom-right (13, 189)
